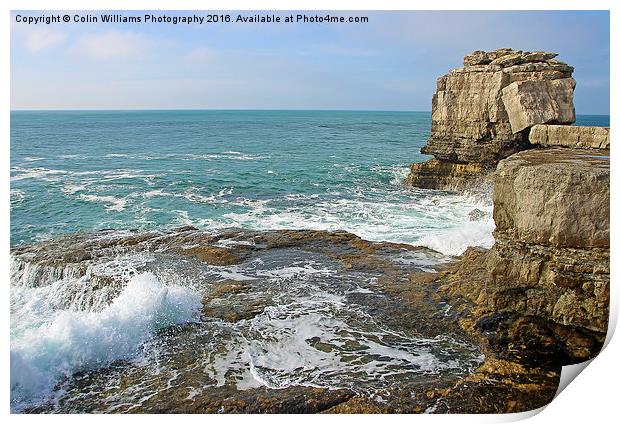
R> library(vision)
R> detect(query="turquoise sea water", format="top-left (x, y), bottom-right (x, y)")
top-left (10, 110), bottom-right (609, 254)
top-left (9, 110), bottom-right (609, 411)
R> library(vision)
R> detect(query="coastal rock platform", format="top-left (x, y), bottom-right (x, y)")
top-left (11, 228), bottom-right (560, 413)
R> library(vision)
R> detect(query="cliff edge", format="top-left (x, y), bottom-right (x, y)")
top-left (440, 147), bottom-right (609, 364)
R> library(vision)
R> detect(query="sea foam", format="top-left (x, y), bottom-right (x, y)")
top-left (416, 218), bottom-right (495, 256)
top-left (10, 272), bottom-right (202, 411)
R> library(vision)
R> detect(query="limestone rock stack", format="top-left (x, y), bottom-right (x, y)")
top-left (410, 48), bottom-right (611, 365)
top-left (405, 48), bottom-right (576, 190)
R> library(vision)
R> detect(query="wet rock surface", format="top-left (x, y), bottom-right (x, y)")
top-left (10, 228), bottom-right (562, 413)
top-left (403, 159), bottom-right (493, 191)
top-left (438, 247), bottom-right (606, 366)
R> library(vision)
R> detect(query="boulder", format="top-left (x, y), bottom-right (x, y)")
top-left (463, 50), bottom-right (491, 66)
top-left (501, 78), bottom-right (576, 133)
top-left (523, 51), bottom-right (558, 62)
top-left (493, 148), bottom-right (609, 248)
top-left (490, 52), bottom-right (526, 67)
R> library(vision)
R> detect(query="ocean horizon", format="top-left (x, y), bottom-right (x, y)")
top-left (10, 110), bottom-right (609, 250)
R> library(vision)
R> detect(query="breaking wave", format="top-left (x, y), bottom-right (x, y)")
top-left (10, 272), bottom-right (202, 411)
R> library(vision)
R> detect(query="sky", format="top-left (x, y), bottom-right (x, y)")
top-left (10, 10), bottom-right (610, 114)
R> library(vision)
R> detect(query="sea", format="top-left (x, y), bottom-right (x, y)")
top-left (9, 110), bottom-right (609, 411)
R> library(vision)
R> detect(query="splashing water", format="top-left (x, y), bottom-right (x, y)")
top-left (9, 110), bottom-right (511, 411)
top-left (10, 272), bottom-right (202, 410)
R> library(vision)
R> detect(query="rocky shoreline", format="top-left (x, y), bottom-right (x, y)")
top-left (10, 48), bottom-right (609, 414)
top-left (405, 48), bottom-right (610, 387)
top-left (11, 227), bottom-right (561, 413)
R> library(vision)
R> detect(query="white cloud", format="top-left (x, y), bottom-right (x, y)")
top-left (24, 28), bottom-right (66, 53)
top-left (74, 31), bottom-right (151, 60)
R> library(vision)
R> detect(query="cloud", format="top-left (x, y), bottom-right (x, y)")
top-left (24, 28), bottom-right (66, 53)
top-left (185, 47), bottom-right (217, 63)
top-left (10, 11), bottom-right (609, 113)
top-left (74, 31), bottom-right (151, 60)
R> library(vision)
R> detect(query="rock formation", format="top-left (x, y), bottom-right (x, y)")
top-left (404, 48), bottom-right (576, 190)
top-left (501, 79), bottom-right (576, 133)
top-left (491, 149), bottom-right (609, 338)
top-left (406, 48), bottom-right (610, 370)
top-left (405, 160), bottom-right (489, 192)
top-left (440, 147), bottom-right (609, 363)
top-left (529, 124), bottom-right (610, 149)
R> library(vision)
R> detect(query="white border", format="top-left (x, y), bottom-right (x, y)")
top-left (2, 1), bottom-right (617, 423)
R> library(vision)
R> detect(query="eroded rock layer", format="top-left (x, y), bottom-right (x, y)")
top-left (403, 159), bottom-right (492, 191)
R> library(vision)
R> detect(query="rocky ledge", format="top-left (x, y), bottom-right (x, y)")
top-left (403, 159), bottom-right (492, 192)
top-left (405, 48), bottom-right (577, 190)
top-left (440, 148), bottom-right (609, 363)
top-left (530, 124), bottom-right (610, 150)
